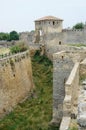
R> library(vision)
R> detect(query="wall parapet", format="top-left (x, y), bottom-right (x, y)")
top-left (52, 51), bottom-right (74, 126)
top-left (59, 117), bottom-right (71, 130)
top-left (0, 50), bottom-right (29, 67)
top-left (62, 29), bottom-right (83, 32)
top-left (60, 62), bottom-right (79, 130)
top-left (64, 62), bottom-right (79, 116)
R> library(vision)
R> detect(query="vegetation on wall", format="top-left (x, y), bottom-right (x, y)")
top-left (0, 51), bottom-right (58, 130)
top-left (68, 43), bottom-right (86, 47)
top-left (10, 41), bottom-right (28, 54)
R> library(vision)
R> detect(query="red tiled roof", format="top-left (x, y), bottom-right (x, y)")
top-left (35, 16), bottom-right (63, 22)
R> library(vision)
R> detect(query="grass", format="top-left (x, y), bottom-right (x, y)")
top-left (69, 127), bottom-right (78, 130)
top-left (69, 119), bottom-right (78, 130)
top-left (0, 51), bottom-right (58, 130)
top-left (0, 47), bottom-right (10, 55)
top-left (68, 43), bottom-right (86, 47)
top-left (80, 75), bottom-right (86, 83)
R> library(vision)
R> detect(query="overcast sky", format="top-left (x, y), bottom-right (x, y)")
top-left (0, 0), bottom-right (86, 32)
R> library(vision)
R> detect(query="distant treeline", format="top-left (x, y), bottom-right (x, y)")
top-left (0, 31), bottom-right (19, 41)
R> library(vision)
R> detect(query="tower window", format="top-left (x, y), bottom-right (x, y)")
top-left (53, 21), bottom-right (55, 25)
top-left (59, 41), bottom-right (61, 45)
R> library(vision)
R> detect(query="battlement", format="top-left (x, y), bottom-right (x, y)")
top-left (0, 50), bottom-right (29, 67)
top-left (62, 28), bottom-right (84, 32)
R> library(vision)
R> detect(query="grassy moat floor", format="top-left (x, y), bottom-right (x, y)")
top-left (0, 51), bottom-right (58, 130)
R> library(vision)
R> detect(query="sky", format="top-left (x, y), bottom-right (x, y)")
top-left (0, 0), bottom-right (86, 32)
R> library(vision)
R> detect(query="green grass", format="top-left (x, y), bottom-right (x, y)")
top-left (0, 47), bottom-right (10, 55)
top-left (68, 43), bottom-right (86, 47)
top-left (0, 51), bottom-right (58, 130)
top-left (69, 127), bottom-right (78, 130)
top-left (79, 74), bottom-right (86, 85)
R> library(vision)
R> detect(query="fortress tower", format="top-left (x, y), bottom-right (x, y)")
top-left (34, 16), bottom-right (63, 43)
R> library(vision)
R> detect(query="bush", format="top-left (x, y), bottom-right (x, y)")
top-left (33, 50), bottom-right (52, 66)
top-left (10, 42), bottom-right (28, 54)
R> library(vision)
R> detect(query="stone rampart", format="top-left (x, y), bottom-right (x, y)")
top-left (51, 51), bottom-right (74, 125)
top-left (19, 31), bottom-right (35, 44)
top-left (0, 50), bottom-right (34, 118)
top-left (60, 62), bottom-right (79, 130)
top-left (43, 28), bottom-right (86, 46)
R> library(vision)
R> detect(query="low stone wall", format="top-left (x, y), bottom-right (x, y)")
top-left (45, 44), bottom-right (86, 61)
top-left (0, 51), bottom-right (34, 118)
top-left (60, 117), bottom-right (71, 130)
top-left (60, 62), bottom-right (79, 130)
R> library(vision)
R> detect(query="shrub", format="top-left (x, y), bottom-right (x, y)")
top-left (10, 42), bottom-right (28, 54)
top-left (33, 50), bottom-right (52, 66)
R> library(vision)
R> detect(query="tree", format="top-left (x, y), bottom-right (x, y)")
top-left (0, 33), bottom-right (9, 40)
top-left (9, 31), bottom-right (19, 41)
top-left (73, 22), bottom-right (84, 29)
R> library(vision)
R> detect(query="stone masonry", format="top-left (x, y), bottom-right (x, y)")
top-left (60, 62), bottom-right (79, 130)
top-left (0, 50), bottom-right (34, 118)
top-left (20, 16), bottom-right (86, 45)
top-left (51, 51), bottom-right (74, 125)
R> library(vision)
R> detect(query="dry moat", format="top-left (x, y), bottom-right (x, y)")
top-left (0, 51), bottom-right (59, 130)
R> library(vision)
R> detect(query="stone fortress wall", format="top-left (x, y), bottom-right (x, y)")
top-left (19, 16), bottom-right (86, 129)
top-left (19, 28), bottom-right (86, 46)
top-left (20, 16), bottom-right (86, 45)
top-left (44, 28), bottom-right (86, 45)
top-left (1, 16), bottom-right (86, 129)
top-left (0, 50), bottom-right (34, 118)
top-left (51, 47), bottom-right (86, 130)
top-left (52, 51), bottom-right (74, 125)
top-left (60, 62), bottom-right (79, 130)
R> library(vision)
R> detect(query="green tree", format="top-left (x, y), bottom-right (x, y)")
top-left (9, 31), bottom-right (19, 41)
top-left (73, 22), bottom-right (84, 29)
top-left (0, 33), bottom-right (9, 40)
top-left (3, 33), bottom-right (10, 40)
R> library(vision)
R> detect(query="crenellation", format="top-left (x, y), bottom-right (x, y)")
top-left (0, 50), bottom-right (29, 66)
top-left (62, 29), bottom-right (83, 32)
